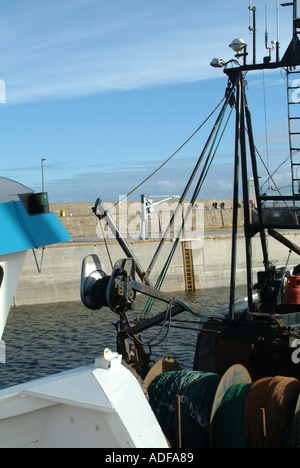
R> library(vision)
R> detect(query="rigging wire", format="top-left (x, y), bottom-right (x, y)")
top-left (141, 104), bottom-right (234, 319)
top-left (259, 68), bottom-right (295, 197)
top-left (250, 134), bottom-right (297, 222)
top-left (120, 304), bottom-right (172, 348)
top-left (98, 217), bottom-right (114, 269)
top-left (107, 97), bottom-right (226, 211)
top-left (120, 298), bottom-right (226, 349)
top-left (262, 70), bottom-right (270, 179)
top-left (260, 153), bottom-right (291, 192)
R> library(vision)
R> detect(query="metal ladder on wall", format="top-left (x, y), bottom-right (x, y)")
top-left (182, 240), bottom-right (195, 292)
top-left (287, 67), bottom-right (300, 221)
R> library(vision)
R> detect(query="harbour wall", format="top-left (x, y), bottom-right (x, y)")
top-left (14, 232), bottom-right (300, 306)
top-left (49, 199), bottom-right (244, 237)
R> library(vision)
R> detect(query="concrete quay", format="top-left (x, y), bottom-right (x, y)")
top-left (49, 199), bottom-right (244, 238)
top-left (14, 230), bottom-right (300, 307)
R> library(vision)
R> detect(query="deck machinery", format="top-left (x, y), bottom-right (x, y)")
top-left (81, 1), bottom-right (300, 382)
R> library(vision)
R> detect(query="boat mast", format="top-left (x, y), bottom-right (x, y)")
top-left (217, 0), bottom-right (300, 318)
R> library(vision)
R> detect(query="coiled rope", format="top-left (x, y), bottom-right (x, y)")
top-left (149, 370), bottom-right (300, 448)
top-left (148, 370), bottom-right (221, 448)
top-left (212, 375), bottom-right (300, 448)
top-left (245, 376), bottom-right (300, 448)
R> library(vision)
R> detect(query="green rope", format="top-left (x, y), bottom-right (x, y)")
top-left (141, 105), bottom-right (233, 319)
top-left (148, 370), bottom-right (221, 448)
top-left (211, 383), bottom-right (252, 448)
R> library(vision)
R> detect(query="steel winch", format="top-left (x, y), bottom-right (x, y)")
top-left (81, 255), bottom-right (202, 317)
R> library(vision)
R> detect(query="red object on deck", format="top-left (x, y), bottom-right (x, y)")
top-left (285, 276), bottom-right (300, 304)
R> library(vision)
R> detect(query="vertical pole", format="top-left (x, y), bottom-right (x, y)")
top-left (240, 83), bottom-right (253, 307)
top-left (41, 158), bottom-right (46, 192)
top-left (253, 6), bottom-right (257, 65)
top-left (144, 94), bottom-right (234, 283)
top-left (249, 2), bottom-right (256, 64)
top-left (140, 194), bottom-right (148, 240)
top-left (94, 199), bottom-right (152, 285)
top-left (229, 74), bottom-right (242, 320)
top-left (276, 0), bottom-right (280, 62)
top-left (244, 89), bottom-right (270, 269)
top-left (176, 395), bottom-right (182, 449)
top-left (294, 0), bottom-right (298, 59)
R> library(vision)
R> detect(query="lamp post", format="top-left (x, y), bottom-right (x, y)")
top-left (41, 158), bottom-right (46, 192)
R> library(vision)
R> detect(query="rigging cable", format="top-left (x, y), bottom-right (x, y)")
top-left (141, 104), bottom-right (234, 319)
top-left (248, 131), bottom-right (297, 223)
top-left (98, 216), bottom-right (114, 269)
top-left (108, 97), bottom-right (226, 211)
top-left (260, 153), bottom-right (290, 192)
top-left (262, 70), bottom-right (270, 178)
top-left (121, 298), bottom-right (226, 349)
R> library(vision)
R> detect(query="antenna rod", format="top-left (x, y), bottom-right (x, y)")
top-left (281, 0), bottom-right (298, 57)
top-left (253, 6), bottom-right (257, 64)
top-left (291, 0), bottom-right (299, 58)
top-left (295, 0), bottom-right (299, 40)
top-left (249, 1), bottom-right (257, 64)
top-left (265, 0), bottom-right (268, 50)
top-left (276, 0), bottom-right (280, 61)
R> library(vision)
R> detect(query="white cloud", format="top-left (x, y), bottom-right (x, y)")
top-left (1, 0), bottom-right (249, 104)
top-left (149, 179), bottom-right (181, 194)
top-left (1, 0), bottom-right (297, 204)
top-left (1, 0), bottom-right (296, 106)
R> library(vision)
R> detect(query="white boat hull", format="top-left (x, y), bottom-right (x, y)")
top-left (0, 251), bottom-right (27, 341)
top-left (0, 352), bottom-right (168, 448)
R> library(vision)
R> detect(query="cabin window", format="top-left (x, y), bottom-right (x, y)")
top-left (0, 266), bottom-right (3, 288)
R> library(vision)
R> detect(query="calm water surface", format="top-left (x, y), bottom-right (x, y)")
top-left (0, 286), bottom-right (247, 390)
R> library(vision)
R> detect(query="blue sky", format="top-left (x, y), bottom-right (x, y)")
top-left (0, 0), bottom-right (297, 203)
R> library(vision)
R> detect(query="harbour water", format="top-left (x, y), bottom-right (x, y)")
top-left (0, 286), bottom-right (247, 391)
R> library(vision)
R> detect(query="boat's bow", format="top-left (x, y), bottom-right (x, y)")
top-left (0, 177), bottom-right (72, 341)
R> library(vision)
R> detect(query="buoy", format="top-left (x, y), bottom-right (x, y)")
top-left (285, 276), bottom-right (300, 304)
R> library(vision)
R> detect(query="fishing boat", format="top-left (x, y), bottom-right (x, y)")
top-left (2, 0), bottom-right (300, 449)
top-left (0, 179), bottom-right (168, 448)
top-left (80, 0), bottom-right (300, 448)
